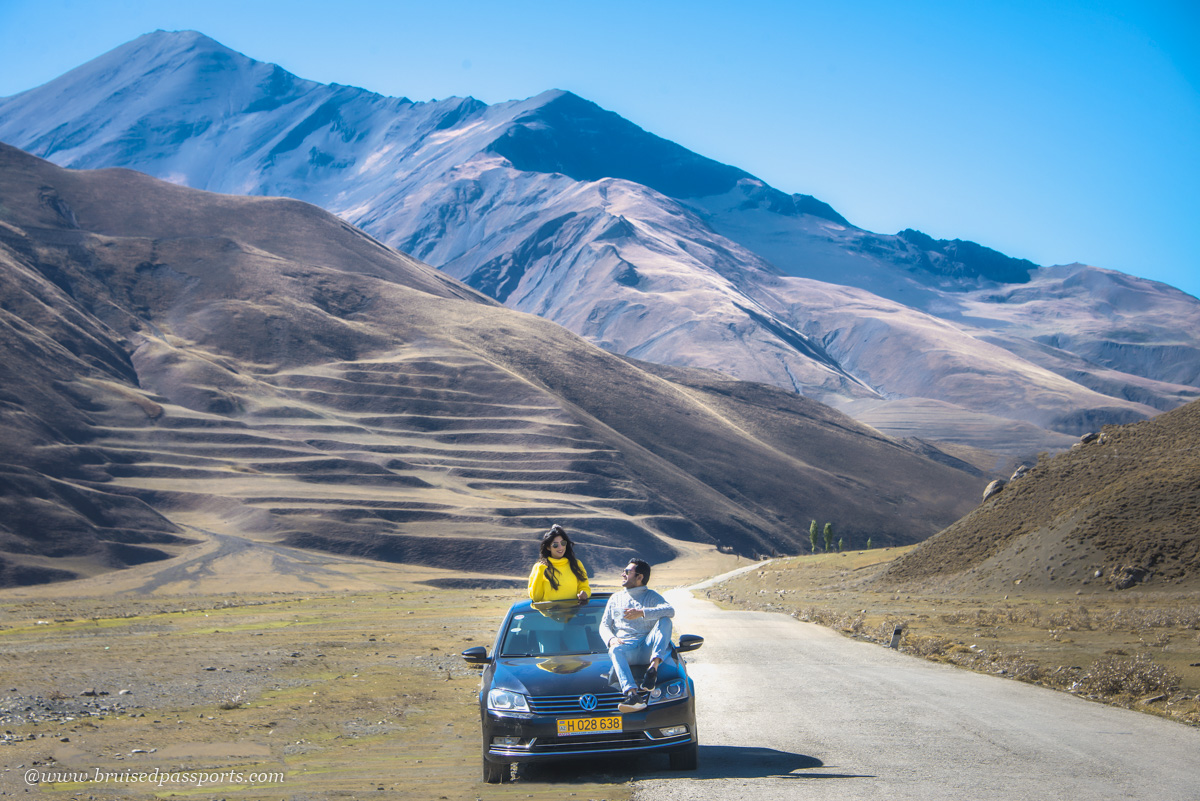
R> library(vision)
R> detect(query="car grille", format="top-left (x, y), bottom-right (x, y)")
top-left (528, 691), bottom-right (624, 715)
top-left (531, 731), bottom-right (652, 753)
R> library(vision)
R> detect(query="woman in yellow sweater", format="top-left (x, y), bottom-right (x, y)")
top-left (528, 524), bottom-right (591, 602)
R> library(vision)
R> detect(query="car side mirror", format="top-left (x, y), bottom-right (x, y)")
top-left (677, 634), bottom-right (704, 653)
top-left (461, 646), bottom-right (490, 664)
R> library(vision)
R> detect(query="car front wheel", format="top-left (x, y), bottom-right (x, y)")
top-left (483, 756), bottom-right (509, 783)
top-left (669, 741), bottom-right (698, 771)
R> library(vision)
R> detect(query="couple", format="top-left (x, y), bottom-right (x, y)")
top-left (527, 524), bottom-right (675, 713)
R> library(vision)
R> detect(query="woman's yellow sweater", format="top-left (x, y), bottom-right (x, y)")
top-left (528, 557), bottom-right (590, 601)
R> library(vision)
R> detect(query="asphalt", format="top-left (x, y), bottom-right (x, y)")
top-left (632, 587), bottom-right (1200, 801)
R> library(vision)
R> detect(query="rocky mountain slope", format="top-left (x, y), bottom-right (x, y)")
top-left (880, 398), bottom-right (1200, 591)
top-left (2, 30), bottom-right (1196, 463)
top-left (0, 143), bottom-right (983, 587)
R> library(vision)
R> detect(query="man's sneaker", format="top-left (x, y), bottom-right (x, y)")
top-left (640, 664), bottom-right (658, 692)
top-left (617, 688), bottom-right (647, 713)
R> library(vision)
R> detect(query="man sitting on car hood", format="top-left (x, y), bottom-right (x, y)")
top-left (600, 558), bottom-right (675, 712)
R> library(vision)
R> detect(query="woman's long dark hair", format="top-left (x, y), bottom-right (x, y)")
top-left (538, 524), bottom-right (587, 590)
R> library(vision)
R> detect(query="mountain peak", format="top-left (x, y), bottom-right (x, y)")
top-left (96, 28), bottom-right (250, 76)
top-left (791, 193), bottom-right (851, 226)
top-left (143, 28), bottom-right (227, 47)
top-left (487, 88), bottom-right (751, 198)
top-left (898, 228), bottom-right (1037, 285)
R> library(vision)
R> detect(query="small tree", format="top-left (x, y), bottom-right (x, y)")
top-left (837, 536), bottom-right (845, 552)
top-left (823, 522), bottom-right (834, 553)
top-left (866, 537), bottom-right (873, 550)
top-left (809, 520), bottom-right (819, 553)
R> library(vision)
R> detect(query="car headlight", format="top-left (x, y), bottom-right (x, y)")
top-left (648, 679), bottom-right (687, 704)
top-left (487, 688), bottom-right (530, 712)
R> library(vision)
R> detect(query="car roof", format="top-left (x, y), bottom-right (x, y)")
top-left (506, 592), bottom-right (613, 614)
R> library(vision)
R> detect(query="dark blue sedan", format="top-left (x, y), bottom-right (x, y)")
top-left (461, 592), bottom-right (704, 783)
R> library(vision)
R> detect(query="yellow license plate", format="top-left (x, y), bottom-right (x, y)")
top-left (556, 716), bottom-right (622, 736)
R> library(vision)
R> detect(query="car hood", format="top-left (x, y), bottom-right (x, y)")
top-left (491, 651), bottom-right (682, 697)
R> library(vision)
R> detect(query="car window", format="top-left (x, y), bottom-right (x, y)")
top-left (500, 603), bottom-right (608, 656)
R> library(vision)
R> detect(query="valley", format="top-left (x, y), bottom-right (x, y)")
top-left (1, 536), bottom-right (1195, 801)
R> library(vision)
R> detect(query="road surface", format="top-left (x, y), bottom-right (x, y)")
top-left (631, 586), bottom-right (1200, 801)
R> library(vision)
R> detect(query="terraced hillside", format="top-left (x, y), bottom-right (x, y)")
top-left (0, 143), bottom-right (983, 587)
top-left (91, 351), bottom-right (678, 571)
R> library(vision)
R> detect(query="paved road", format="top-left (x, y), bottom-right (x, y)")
top-left (633, 588), bottom-right (1200, 801)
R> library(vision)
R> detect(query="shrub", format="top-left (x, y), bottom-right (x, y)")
top-left (1005, 606), bottom-right (1041, 626)
top-left (1048, 605), bottom-right (1094, 631)
top-left (1094, 606), bottom-right (1200, 632)
top-left (989, 652), bottom-right (1050, 683)
top-left (1075, 654), bottom-right (1180, 697)
top-left (906, 635), bottom-right (954, 658)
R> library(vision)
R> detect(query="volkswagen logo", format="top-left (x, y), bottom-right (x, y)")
top-left (578, 694), bottom-right (598, 711)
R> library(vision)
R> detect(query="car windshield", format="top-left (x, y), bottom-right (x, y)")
top-left (499, 601), bottom-right (608, 657)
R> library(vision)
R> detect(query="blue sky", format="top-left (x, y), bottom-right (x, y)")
top-left (1, 0), bottom-right (1197, 298)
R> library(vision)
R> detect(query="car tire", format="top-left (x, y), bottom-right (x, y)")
top-left (483, 756), bottom-right (508, 783)
top-left (669, 741), bottom-right (698, 771)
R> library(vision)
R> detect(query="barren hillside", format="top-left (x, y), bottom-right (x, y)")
top-left (0, 144), bottom-right (983, 587)
top-left (881, 399), bottom-right (1200, 591)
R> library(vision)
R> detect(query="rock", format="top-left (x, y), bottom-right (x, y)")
top-left (1112, 566), bottom-right (1149, 590)
top-left (982, 479), bottom-right (1006, 502)
top-left (1080, 432), bottom-right (1100, 444)
top-left (1009, 464), bottom-right (1030, 482)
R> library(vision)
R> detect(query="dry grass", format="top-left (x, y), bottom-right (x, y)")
top-left (0, 589), bottom-right (634, 800)
top-left (704, 548), bottom-right (1200, 726)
